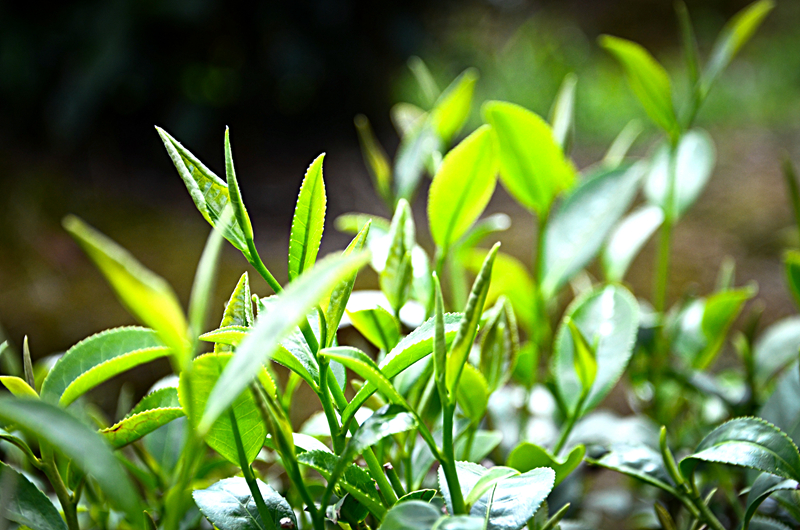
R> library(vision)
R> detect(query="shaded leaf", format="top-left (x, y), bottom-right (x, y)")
top-left (694, 286), bottom-right (755, 370)
top-left (193, 476), bottom-right (295, 530)
top-left (587, 443), bottom-right (677, 494)
top-left (0, 461), bottom-right (67, 530)
top-left (602, 205), bottom-right (664, 282)
top-left (354, 115), bottom-right (392, 205)
top-left (742, 473), bottom-right (799, 530)
top-left (297, 450), bottom-right (384, 517)
top-left (479, 298), bottom-right (519, 392)
top-left (753, 317), bottom-right (800, 388)
top-left (760, 362), bottom-right (800, 446)
top-left (100, 387), bottom-right (184, 448)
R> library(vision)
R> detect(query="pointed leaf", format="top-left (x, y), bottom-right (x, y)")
top-left (587, 443), bottom-right (677, 494)
top-left (0, 461), bottom-right (67, 530)
top-left (381, 501), bottom-right (440, 530)
top-left (465, 250), bottom-right (535, 333)
top-left (483, 101), bottom-right (576, 217)
top-left (200, 252), bottom-right (368, 431)
top-left (549, 73), bottom-right (577, 151)
top-left (479, 298), bottom-right (519, 392)
top-left (0, 376), bottom-right (38, 398)
top-left (0, 398), bottom-right (143, 524)
top-left (602, 205), bottom-right (664, 282)
top-left (680, 417), bottom-right (800, 481)
top-left (430, 68), bottom-right (479, 144)
top-left (354, 116), bottom-right (392, 205)
top-left (193, 477), bottom-right (295, 530)
top-left (320, 347), bottom-right (406, 406)
top-left (289, 153), bottom-right (327, 281)
top-left (394, 121), bottom-right (441, 202)
top-left (297, 450), bottom-right (384, 517)
top-left (456, 363), bottom-right (489, 422)
top-left (41, 327), bottom-right (170, 407)
top-left (428, 124), bottom-right (497, 252)
top-left (348, 307), bottom-right (401, 352)
top-left (785, 251), bottom-right (800, 310)
top-left (743, 473), bottom-right (800, 530)
top-left (224, 128), bottom-right (254, 243)
top-left (603, 119), bottom-right (643, 168)
top-left (326, 221), bottom-right (371, 345)
top-left (567, 318), bottom-right (597, 393)
top-left (100, 387), bottom-right (184, 448)
top-left (63, 216), bottom-right (188, 357)
top-left (507, 442), bottom-right (585, 486)
top-left (541, 163), bottom-right (644, 299)
top-left (215, 273), bottom-right (253, 353)
top-left (695, 286), bottom-right (755, 370)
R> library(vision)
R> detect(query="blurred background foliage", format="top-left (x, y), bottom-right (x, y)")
top-left (1, 0), bottom-right (799, 392)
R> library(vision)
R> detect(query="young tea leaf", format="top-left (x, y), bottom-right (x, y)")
top-left (224, 128), bottom-right (254, 243)
top-left (289, 153), bottom-right (327, 282)
top-left (326, 222), bottom-right (371, 345)
top-left (429, 67), bottom-right (479, 145)
top-left (348, 307), bottom-right (401, 352)
top-left (785, 251), bottom-right (800, 310)
top-left (456, 363), bottom-right (489, 422)
top-left (354, 115), bottom-right (393, 207)
top-left (742, 473), bottom-right (800, 530)
top-left (0, 376), bottom-right (38, 398)
top-left (566, 318), bottom-right (597, 395)
top-left (602, 205), bottom-right (664, 282)
top-left (100, 387), bottom-right (184, 448)
top-left (215, 273), bottom-right (253, 353)
top-left (549, 73), bottom-right (577, 151)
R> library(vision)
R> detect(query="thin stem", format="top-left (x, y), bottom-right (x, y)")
top-left (229, 410), bottom-right (278, 530)
top-left (441, 402), bottom-right (466, 514)
top-left (552, 392), bottom-right (587, 456)
top-left (383, 464), bottom-right (407, 498)
top-left (41, 447), bottom-right (79, 530)
top-left (653, 140), bottom-right (680, 314)
top-left (317, 359), bottom-right (345, 454)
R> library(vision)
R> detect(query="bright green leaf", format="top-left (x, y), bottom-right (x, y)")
top-left (289, 153), bottom-right (327, 281)
top-left (0, 376), bottom-right (37, 398)
top-left (100, 387), bottom-right (184, 448)
top-left (602, 119), bottom-right (644, 169)
top-left (348, 307), bottom-right (401, 352)
top-left (430, 68), bottom-right (479, 144)
top-left (465, 249), bottom-right (535, 333)
top-left (224, 128), bottom-right (254, 243)
top-left (326, 222), bottom-right (371, 345)
top-left (456, 363), bottom-right (489, 422)
top-left (479, 298), bottom-right (519, 392)
top-left (507, 442), bottom-right (585, 486)
top-left (354, 115), bottom-right (393, 206)
top-left (549, 73), bottom-right (577, 151)
top-left (381, 200), bottom-right (415, 315)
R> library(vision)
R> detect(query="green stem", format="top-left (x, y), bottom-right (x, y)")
top-left (318, 359), bottom-right (345, 454)
top-left (383, 463), bottom-right (407, 498)
top-left (229, 410), bottom-right (278, 530)
top-left (441, 402), bottom-right (466, 514)
top-left (41, 447), bottom-right (79, 530)
top-left (552, 393), bottom-right (587, 456)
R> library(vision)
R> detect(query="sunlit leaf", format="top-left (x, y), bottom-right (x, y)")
top-left (549, 73), bottom-right (577, 151)
top-left (0, 376), bottom-right (37, 398)
top-left (100, 387), bottom-right (184, 448)
top-left (326, 222), bottom-right (371, 345)
top-left (215, 273), bottom-right (254, 353)
top-left (430, 67), bottom-right (479, 144)
top-left (289, 153), bottom-right (327, 281)
top-left (479, 298), bottom-right (519, 392)
top-left (465, 249), bottom-right (535, 333)
top-left (348, 307), bottom-right (401, 352)
top-left (456, 363), bottom-right (489, 422)
top-left (381, 200), bottom-right (415, 315)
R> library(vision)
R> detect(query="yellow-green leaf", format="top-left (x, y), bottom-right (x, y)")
top-left (430, 68), bottom-right (479, 144)
top-left (289, 153), bottom-right (327, 281)
top-left (348, 307), bottom-right (401, 352)
top-left (0, 376), bottom-right (38, 398)
top-left (355, 115), bottom-right (392, 206)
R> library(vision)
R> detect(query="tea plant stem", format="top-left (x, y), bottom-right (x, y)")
top-left (41, 447), bottom-right (79, 530)
top-left (783, 159), bottom-right (800, 236)
top-left (441, 401), bottom-right (467, 514)
top-left (318, 359), bottom-right (345, 454)
top-left (229, 409), bottom-right (278, 530)
top-left (552, 406), bottom-right (578, 456)
top-left (653, 140), bottom-right (679, 315)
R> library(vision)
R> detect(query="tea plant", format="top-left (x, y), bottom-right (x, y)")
top-left (1, 2), bottom-right (796, 530)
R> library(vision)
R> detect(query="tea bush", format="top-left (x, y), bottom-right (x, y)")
top-left (1, 2), bottom-right (796, 530)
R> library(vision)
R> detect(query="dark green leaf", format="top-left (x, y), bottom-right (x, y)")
top-left (587, 443), bottom-right (677, 494)
top-left (0, 461), bottom-right (67, 530)
top-left (354, 115), bottom-right (393, 206)
top-left (193, 477), bottom-right (295, 530)
top-left (743, 473), bottom-right (799, 530)
top-left (289, 153), bottom-right (327, 281)
top-left (297, 450), bottom-right (384, 517)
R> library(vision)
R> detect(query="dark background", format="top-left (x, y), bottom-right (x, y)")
top-left (1, 0), bottom-right (799, 376)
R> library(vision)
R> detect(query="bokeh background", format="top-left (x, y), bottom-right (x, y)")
top-left (2, 0), bottom-right (800, 390)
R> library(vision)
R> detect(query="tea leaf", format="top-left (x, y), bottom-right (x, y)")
top-left (199, 252), bottom-right (368, 432)
top-left (289, 153), bottom-right (327, 282)
top-left (702, 0), bottom-right (774, 98)
top-left (224, 128), bottom-right (254, 243)
top-left (156, 127), bottom-right (250, 257)
top-left (694, 286), bottom-right (755, 370)
top-left (742, 473), bottom-right (800, 530)
top-left (428, 124), bottom-right (497, 252)
top-left (407, 56), bottom-right (440, 106)
top-left (297, 450), bottom-right (384, 517)
top-left (483, 101), bottom-right (576, 217)
top-left (587, 443), bottom-right (677, 494)
top-left (63, 216), bottom-right (188, 358)
top-left (507, 442), bottom-right (585, 486)
top-left (0, 398), bottom-right (143, 524)
top-left (0, 376), bottom-right (38, 398)
top-left (603, 120), bottom-right (643, 168)
top-left (348, 307), bottom-right (400, 352)
top-left (446, 243), bottom-right (499, 398)
top-left (381, 200), bottom-right (415, 314)
top-left (785, 251), bottom-right (800, 309)
top-left (644, 129), bottom-right (715, 219)
top-left (549, 73), bottom-right (577, 151)
top-left (101, 389), bottom-right (184, 449)
top-left (566, 318), bottom-right (597, 395)
top-left (681, 417), bottom-right (800, 481)
top-left (215, 273), bottom-right (253, 353)
top-left (599, 35), bottom-right (679, 139)
top-left (320, 347), bottom-right (406, 406)
top-left (464, 466), bottom-right (518, 507)
top-left (0, 461), bottom-right (67, 530)
top-left (380, 501), bottom-right (439, 530)
top-left (541, 163), bottom-right (644, 299)
top-left (391, 103), bottom-right (426, 138)
top-left (182, 353), bottom-right (269, 464)
top-left (552, 284), bottom-right (639, 417)
top-left (41, 327), bottom-right (170, 407)
top-left (326, 222), bottom-right (371, 345)
top-left (602, 205), bottom-right (664, 282)
top-left (193, 477), bottom-right (295, 530)
top-left (455, 430), bottom-right (503, 462)
top-left (430, 67), bottom-right (479, 144)
top-left (479, 298), bottom-right (519, 392)
top-left (341, 312), bottom-right (462, 427)
top-left (354, 115), bottom-right (392, 206)
top-left (456, 363), bottom-right (489, 422)
top-left (394, 121), bottom-right (441, 202)
top-left (753, 317), bottom-right (800, 388)
top-left (465, 249), bottom-right (535, 333)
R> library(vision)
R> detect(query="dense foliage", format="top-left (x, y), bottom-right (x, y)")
top-left (2, 2), bottom-right (798, 530)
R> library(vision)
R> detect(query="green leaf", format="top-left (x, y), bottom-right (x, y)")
top-left (541, 163), bottom-right (644, 299)
top-left (396, 490), bottom-right (436, 504)
top-left (599, 35), bottom-right (679, 139)
top-left (289, 153), bottom-right (327, 282)
top-left (326, 220), bottom-right (371, 346)
top-left (465, 250), bottom-right (535, 333)
top-left (354, 115), bottom-right (393, 206)
top-left (181, 353), bottom-right (268, 464)
top-left (100, 387), bottom-right (184, 448)
top-left (602, 119), bottom-right (643, 169)
top-left (479, 298), bottom-right (519, 392)
top-left (702, 0), bottom-right (774, 98)
top-left (0, 461), bottom-right (67, 530)
top-left (567, 318), bottom-right (597, 394)
top-left (394, 121), bottom-right (441, 202)
top-left (602, 205), bottom-right (664, 282)
top-left (381, 200), bottom-right (415, 314)
top-left (428, 124), bottom-right (497, 252)
top-left (407, 56), bottom-right (440, 107)
top-left (644, 129), bottom-right (715, 219)
top-left (346, 404), bottom-right (416, 458)
top-left (447, 243), bottom-right (499, 398)
top-left (587, 443), bottom-right (678, 495)
top-left (430, 68), bottom-right (479, 144)
top-left (464, 466), bottom-right (519, 507)
top-left (549, 73), bottom-right (577, 151)
top-left (456, 363), bottom-right (489, 422)
top-left (0, 398), bottom-right (143, 524)
top-left (743, 473), bottom-right (799, 530)
top-left (391, 103), bottom-right (427, 138)
top-left (381, 501), bottom-right (440, 530)
top-left (297, 450), bottom-right (385, 517)
top-left (785, 251), bottom-right (800, 309)
top-left (224, 128), bottom-right (254, 243)
top-left (760, 363), bottom-right (800, 447)
top-left (200, 252), bottom-right (369, 432)
top-left (483, 101), bottom-right (576, 217)
top-left (507, 442), bottom-right (585, 486)
top-left (455, 430), bottom-right (503, 462)
top-left (155, 127), bottom-right (250, 257)
top-left (694, 286), bottom-right (755, 370)
top-left (552, 284), bottom-right (639, 417)
top-left (680, 417), bottom-right (800, 481)
top-left (0, 376), bottom-right (38, 398)
top-left (438, 462), bottom-right (555, 530)
top-left (348, 307), bottom-right (401, 352)
top-left (63, 216), bottom-right (188, 358)
top-left (41, 327), bottom-right (170, 407)
top-left (342, 312), bottom-right (462, 428)
top-left (215, 273), bottom-right (254, 353)
top-left (193, 477), bottom-right (295, 530)
top-left (320, 347), bottom-right (406, 406)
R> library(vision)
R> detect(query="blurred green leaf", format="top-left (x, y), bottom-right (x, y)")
top-left (63, 216), bottom-right (188, 358)
top-left (742, 473), bottom-right (800, 530)
top-left (193, 477), bottom-right (295, 530)
top-left (754, 317), bottom-right (800, 387)
top-left (602, 120), bottom-right (643, 169)
top-left (0, 398), bottom-right (143, 524)
top-left (289, 153), bottom-right (327, 282)
top-left (326, 222), bottom-right (371, 345)
top-left (541, 164), bottom-right (644, 299)
top-left (587, 443), bottom-right (678, 495)
top-left (430, 68), bottom-right (479, 144)
top-left (355, 115), bottom-right (393, 206)
top-left (566, 317), bottom-right (597, 395)
top-left (348, 307), bottom-right (400, 352)
top-left (455, 430), bottom-right (503, 462)
top-left (407, 56), bottom-right (440, 107)
top-left (0, 461), bottom-right (66, 530)
top-left (456, 363), bottom-right (489, 422)
top-left (483, 101), bottom-right (576, 217)
top-left (391, 103), bottom-right (427, 138)
top-left (479, 298), bottom-right (519, 392)
top-left (394, 121), bottom-right (441, 203)
top-left (785, 251), bottom-right (800, 309)
top-left (508, 442), bottom-right (585, 486)
top-left (549, 73), bottom-right (577, 151)
top-left (0, 376), bottom-right (37, 398)
top-left (381, 501), bottom-right (440, 530)
top-left (602, 205), bottom-right (664, 282)
top-left (41, 327), bottom-right (169, 407)
top-left (694, 286), bottom-right (755, 370)
top-left (428, 124), bottom-right (497, 252)
top-left (599, 35), bottom-right (679, 139)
